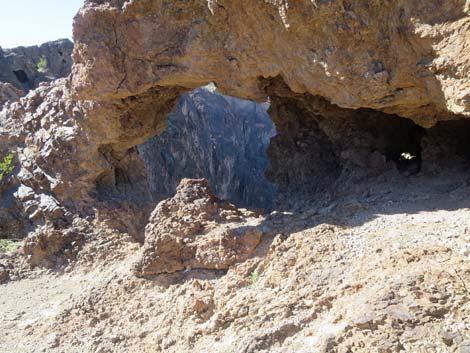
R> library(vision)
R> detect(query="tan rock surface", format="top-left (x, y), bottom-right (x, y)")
top-left (134, 179), bottom-right (263, 276)
top-left (2, 0), bottom-right (470, 239)
top-left (0, 171), bottom-right (469, 353)
top-left (0, 2), bottom-right (469, 351)
top-left (73, 0), bottom-right (470, 124)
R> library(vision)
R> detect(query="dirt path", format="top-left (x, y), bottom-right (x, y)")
top-left (1, 171), bottom-right (470, 352)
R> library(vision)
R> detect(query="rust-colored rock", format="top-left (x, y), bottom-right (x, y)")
top-left (73, 0), bottom-right (470, 125)
top-left (23, 222), bottom-right (86, 267)
top-left (1, 0), bottom-right (469, 240)
top-left (0, 0), bottom-right (469, 253)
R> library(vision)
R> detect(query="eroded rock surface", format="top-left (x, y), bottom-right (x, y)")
top-left (1, 0), bottom-right (469, 241)
top-left (1, 169), bottom-right (469, 353)
top-left (23, 222), bottom-right (86, 268)
top-left (133, 179), bottom-right (263, 276)
top-left (0, 83), bottom-right (22, 106)
top-left (73, 0), bottom-right (470, 125)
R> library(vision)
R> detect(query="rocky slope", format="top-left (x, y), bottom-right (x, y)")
top-left (139, 87), bottom-right (276, 210)
top-left (0, 1), bottom-right (469, 352)
top-left (1, 172), bottom-right (470, 353)
top-left (1, 0), bottom-right (469, 240)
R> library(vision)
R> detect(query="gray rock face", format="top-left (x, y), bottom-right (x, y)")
top-left (139, 88), bottom-right (277, 210)
top-left (0, 39), bottom-right (73, 95)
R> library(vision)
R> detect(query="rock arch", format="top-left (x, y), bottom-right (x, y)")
top-left (1, 0), bottom-right (470, 238)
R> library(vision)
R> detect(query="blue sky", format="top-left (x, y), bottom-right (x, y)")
top-left (0, 0), bottom-right (83, 48)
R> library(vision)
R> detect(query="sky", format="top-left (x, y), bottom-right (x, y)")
top-left (0, 0), bottom-right (83, 48)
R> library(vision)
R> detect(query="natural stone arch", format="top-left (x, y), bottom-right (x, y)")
top-left (72, 0), bottom-right (470, 122)
top-left (2, 0), bottom-right (470, 239)
top-left (64, 0), bottom-right (470, 206)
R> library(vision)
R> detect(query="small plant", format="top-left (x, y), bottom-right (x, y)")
top-left (249, 271), bottom-right (259, 286)
top-left (0, 153), bottom-right (15, 183)
top-left (0, 239), bottom-right (21, 253)
top-left (37, 56), bottom-right (48, 72)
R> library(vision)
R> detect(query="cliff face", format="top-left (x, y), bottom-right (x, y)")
top-left (139, 88), bottom-right (276, 210)
top-left (0, 39), bottom-right (73, 96)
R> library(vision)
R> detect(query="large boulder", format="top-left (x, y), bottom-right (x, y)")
top-left (133, 179), bottom-right (263, 277)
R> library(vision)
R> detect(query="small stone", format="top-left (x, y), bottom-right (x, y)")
top-left (387, 305), bottom-right (413, 323)
top-left (460, 341), bottom-right (470, 353)
top-left (0, 268), bottom-right (9, 284)
top-left (46, 333), bottom-right (59, 348)
top-left (285, 253), bottom-right (296, 266)
top-left (353, 311), bottom-right (378, 330)
top-left (441, 328), bottom-right (455, 346)
top-left (109, 334), bottom-right (121, 344)
top-left (139, 331), bottom-right (149, 339)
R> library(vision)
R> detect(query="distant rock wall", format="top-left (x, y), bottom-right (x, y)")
top-left (0, 39), bottom-right (73, 97)
top-left (138, 88), bottom-right (277, 210)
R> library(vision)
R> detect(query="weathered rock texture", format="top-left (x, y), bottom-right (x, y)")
top-left (68, 0), bottom-right (470, 214)
top-left (1, 0), bottom-right (470, 240)
top-left (133, 178), bottom-right (263, 276)
top-left (2, 169), bottom-right (470, 353)
top-left (73, 0), bottom-right (470, 124)
top-left (0, 83), bottom-right (22, 106)
top-left (0, 39), bottom-right (73, 96)
top-left (0, 1), bottom-right (470, 352)
top-left (139, 87), bottom-right (276, 209)
top-left (264, 77), bottom-right (428, 202)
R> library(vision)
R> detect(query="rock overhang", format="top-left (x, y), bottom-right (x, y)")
top-left (71, 0), bottom-right (470, 127)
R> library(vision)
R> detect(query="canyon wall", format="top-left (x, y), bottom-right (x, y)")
top-left (139, 87), bottom-right (276, 210)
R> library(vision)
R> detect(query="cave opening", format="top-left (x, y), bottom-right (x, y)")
top-left (94, 85), bottom-right (278, 214)
top-left (92, 78), bottom-right (470, 223)
top-left (263, 88), bottom-right (430, 205)
top-left (422, 119), bottom-right (470, 170)
top-left (136, 86), bottom-right (278, 211)
top-left (337, 108), bottom-right (427, 177)
top-left (12, 69), bottom-right (29, 84)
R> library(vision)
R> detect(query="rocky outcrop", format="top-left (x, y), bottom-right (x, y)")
top-left (133, 178), bottom-right (263, 277)
top-left (139, 87), bottom-right (276, 210)
top-left (67, 0), bottom-right (470, 214)
top-left (0, 83), bottom-right (22, 106)
top-left (23, 222), bottom-right (86, 268)
top-left (0, 39), bottom-right (73, 98)
top-left (1, 0), bottom-right (470, 241)
top-left (0, 2), bottom-right (469, 352)
top-left (0, 79), bottom-right (85, 238)
top-left (73, 0), bottom-right (470, 125)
